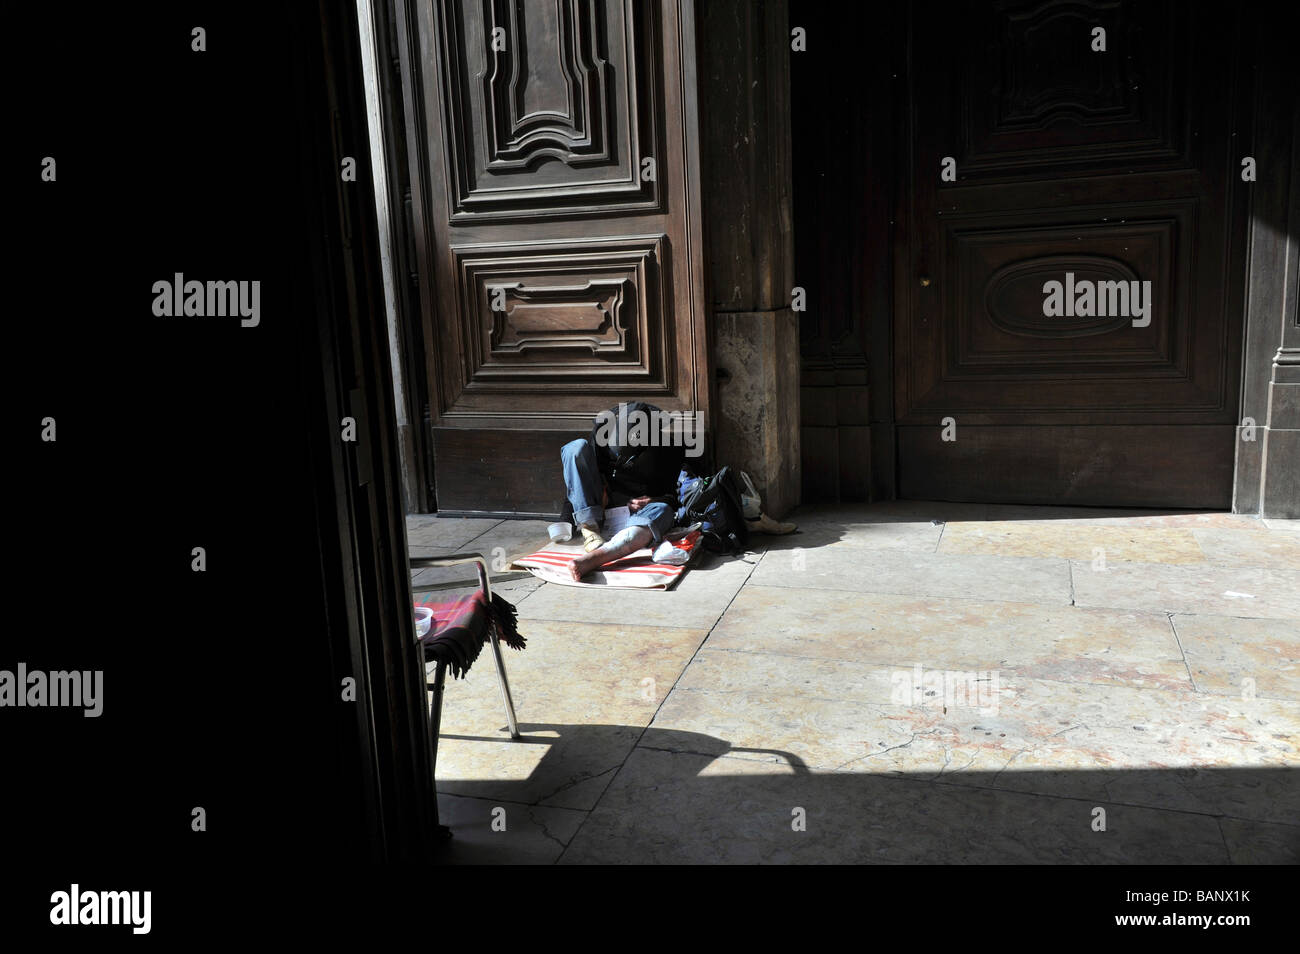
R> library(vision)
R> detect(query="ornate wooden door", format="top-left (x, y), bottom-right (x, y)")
top-left (401, 0), bottom-right (709, 515)
top-left (896, 0), bottom-right (1250, 507)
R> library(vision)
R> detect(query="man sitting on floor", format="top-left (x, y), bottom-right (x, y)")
top-left (560, 402), bottom-right (684, 581)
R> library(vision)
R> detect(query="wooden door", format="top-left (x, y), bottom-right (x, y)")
top-left (400, 0), bottom-right (710, 515)
top-left (895, 0), bottom-right (1249, 508)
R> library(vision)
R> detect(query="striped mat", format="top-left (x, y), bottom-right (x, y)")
top-left (509, 542), bottom-right (687, 590)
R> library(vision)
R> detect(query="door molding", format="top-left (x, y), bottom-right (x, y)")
top-left (892, 0), bottom-right (1250, 508)
top-left (395, 0), bottom-right (711, 514)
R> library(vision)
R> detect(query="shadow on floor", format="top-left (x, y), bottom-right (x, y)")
top-left (433, 723), bottom-right (1300, 864)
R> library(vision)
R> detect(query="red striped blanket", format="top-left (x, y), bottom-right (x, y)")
top-left (509, 543), bottom-right (687, 590)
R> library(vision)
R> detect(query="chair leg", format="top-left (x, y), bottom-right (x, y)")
top-left (428, 661), bottom-right (449, 838)
top-left (486, 631), bottom-right (520, 739)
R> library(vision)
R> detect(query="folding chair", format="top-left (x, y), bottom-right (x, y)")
top-left (410, 553), bottom-right (521, 818)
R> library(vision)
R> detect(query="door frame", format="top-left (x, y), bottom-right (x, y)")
top-left (293, 0), bottom-right (443, 861)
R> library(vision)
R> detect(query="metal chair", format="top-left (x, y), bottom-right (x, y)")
top-left (410, 554), bottom-right (521, 800)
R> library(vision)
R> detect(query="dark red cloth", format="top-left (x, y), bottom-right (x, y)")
top-left (415, 591), bottom-right (524, 680)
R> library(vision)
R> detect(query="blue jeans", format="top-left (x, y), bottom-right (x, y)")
top-left (560, 438), bottom-right (676, 545)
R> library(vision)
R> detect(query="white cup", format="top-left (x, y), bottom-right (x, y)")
top-left (548, 522), bottom-right (573, 543)
top-left (414, 606), bottom-right (434, 637)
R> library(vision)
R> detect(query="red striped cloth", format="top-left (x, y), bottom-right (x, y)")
top-left (510, 545), bottom-right (686, 589)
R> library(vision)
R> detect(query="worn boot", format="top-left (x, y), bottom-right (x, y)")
top-left (746, 512), bottom-right (797, 535)
top-left (580, 523), bottom-right (606, 552)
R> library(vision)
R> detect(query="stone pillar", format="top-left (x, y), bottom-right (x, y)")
top-left (698, 0), bottom-right (800, 517)
top-left (1260, 343), bottom-right (1300, 517)
top-left (1233, 24), bottom-right (1299, 517)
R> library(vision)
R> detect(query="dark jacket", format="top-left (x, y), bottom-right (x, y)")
top-left (588, 402), bottom-right (685, 508)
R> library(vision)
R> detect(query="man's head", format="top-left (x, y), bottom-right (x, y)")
top-left (591, 402), bottom-right (703, 458)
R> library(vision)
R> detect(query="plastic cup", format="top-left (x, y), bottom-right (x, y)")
top-left (414, 606), bottom-right (434, 637)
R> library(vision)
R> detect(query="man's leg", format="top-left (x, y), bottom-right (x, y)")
top-left (625, 501), bottom-right (675, 547)
top-left (560, 439), bottom-right (606, 551)
top-left (569, 525), bottom-right (653, 581)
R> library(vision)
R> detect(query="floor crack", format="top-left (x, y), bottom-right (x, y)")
top-left (991, 723), bottom-right (1085, 785)
top-left (526, 806), bottom-right (568, 853)
top-left (1167, 612), bottom-right (1199, 692)
top-left (530, 764), bottom-right (618, 807)
top-left (832, 731), bottom-right (929, 772)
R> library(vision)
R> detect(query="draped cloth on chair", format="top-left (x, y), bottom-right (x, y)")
top-left (415, 591), bottom-right (525, 680)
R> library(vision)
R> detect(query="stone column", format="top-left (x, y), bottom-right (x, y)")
top-left (698, 0), bottom-right (800, 517)
top-left (1234, 24), bottom-right (1299, 517)
top-left (1260, 344), bottom-right (1300, 517)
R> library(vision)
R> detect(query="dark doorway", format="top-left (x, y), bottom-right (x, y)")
top-left (792, 0), bottom-right (901, 504)
top-left (795, 0), bottom-right (1253, 509)
top-left (897, 0), bottom-right (1249, 508)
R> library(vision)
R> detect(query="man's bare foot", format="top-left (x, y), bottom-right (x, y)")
top-left (568, 553), bottom-right (595, 581)
top-left (567, 526), bottom-right (652, 581)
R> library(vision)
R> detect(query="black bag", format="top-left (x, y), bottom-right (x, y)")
top-left (677, 465), bottom-right (750, 555)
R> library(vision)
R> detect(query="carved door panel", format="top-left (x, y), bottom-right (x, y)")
top-left (896, 0), bottom-right (1249, 507)
top-left (403, 0), bottom-right (709, 514)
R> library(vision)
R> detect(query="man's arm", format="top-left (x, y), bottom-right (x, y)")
top-left (648, 443), bottom-right (686, 507)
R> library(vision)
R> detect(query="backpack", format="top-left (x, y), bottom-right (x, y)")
top-left (676, 465), bottom-right (750, 556)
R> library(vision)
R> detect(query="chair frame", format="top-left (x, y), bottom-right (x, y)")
top-left (411, 553), bottom-right (521, 796)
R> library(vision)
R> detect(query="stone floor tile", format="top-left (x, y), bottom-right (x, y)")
top-left (434, 723), bottom-right (641, 812)
top-left (1171, 613), bottom-right (1300, 701)
top-left (430, 619), bottom-right (708, 811)
top-left (437, 793), bottom-right (586, 864)
top-left (938, 522), bottom-right (1205, 564)
top-left (405, 515), bottom-right (501, 549)
top-left (1218, 817), bottom-right (1300, 863)
top-left (707, 585), bottom-right (1192, 691)
top-left (984, 507), bottom-right (1270, 531)
top-left (413, 576), bottom-right (546, 603)
top-left (750, 520), bottom-right (943, 554)
top-left (1190, 529), bottom-right (1300, 570)
top-left (1263, 518), bottom-right (1300, 532)
top-left (650, 650), bottom-right (1299, 822)
top-left (409, 520), bottom-right (555, 585)
top-left (410, 548), bottom-right (460, 587)
top-left (461, 519), bottom-right (557, 564)
top-left (1071, 560), bottom-right (1300, 619)
top-left (791, 501), bottom-right (991, 526)
top-left (559, 747), bottom-right (1231, 864)
top-left (748, 546), bottom-right (1073, 605)
top-left (432, 620), bottom-right (708, 735)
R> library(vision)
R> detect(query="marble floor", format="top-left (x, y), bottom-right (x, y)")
top-left (408, 503), bottom-right (1300, 864)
